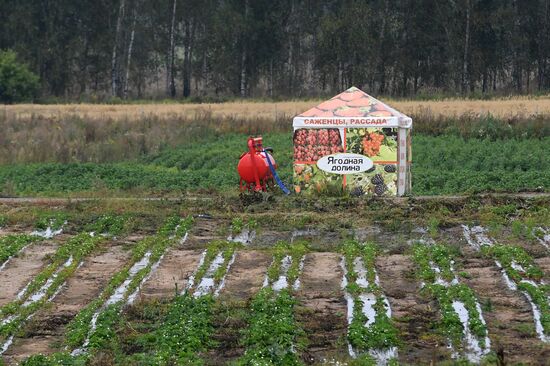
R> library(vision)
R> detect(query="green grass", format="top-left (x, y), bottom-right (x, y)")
top-left (0, 133), bottom-right (548, 196)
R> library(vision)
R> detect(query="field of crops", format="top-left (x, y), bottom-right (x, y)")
top-left (0, 115), bottom-right (548, 197)
top-left (0, 196), bottom-right (549, 365)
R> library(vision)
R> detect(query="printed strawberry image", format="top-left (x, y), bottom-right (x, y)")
top-left (347, 97), bottom-right (374, 108)
top-left (317, 98), bottom-right (346, 111)
top-left (338, 89), bottom-right (365, 101)
top-left (334, 107), bottom-right (366, 117)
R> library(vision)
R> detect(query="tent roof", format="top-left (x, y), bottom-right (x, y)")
top-left (297, 86), bottom-right (410, 119)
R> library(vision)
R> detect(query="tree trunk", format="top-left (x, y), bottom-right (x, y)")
top-left (168, 0), bottom-right (177, 97)
top-left (461, 0), bottom-right (470, 94)
top-left (123, 4), bottom-right (137, 99)
top-left (182, 20), bottom-right (196, 98)
top-left (239, 0), bottom-right (249, 97)
top-left (269, 58), bottom-right (273, 98)
top-left (111, 0), bottom-right (126, 97)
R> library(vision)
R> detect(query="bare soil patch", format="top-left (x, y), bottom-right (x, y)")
top-left (461, 251), bottom-right (550, 365)
top-left (140, 249), bottom-right (204, 299)
top-left (296, 252), bottom-right (348, 364)
top-left (2, 241), bottom-right (132, 364)
top-left (377, 254), bottom-right (450, 364)
top-left (0, 239), bottom-right (59, 306)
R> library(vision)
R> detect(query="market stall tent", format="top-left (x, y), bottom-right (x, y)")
top-left (292, 86), bottom-right (412, 196)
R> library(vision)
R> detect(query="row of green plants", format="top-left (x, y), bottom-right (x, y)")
top-left (0, 214), bottom-right (132, 358)
top-left (265, 241), bottom-right (308, 288)
top-left (0, 232), bottom-right (107, 343)
top-left (237, 241), bottom-right (308, 365)
top-left (1, 133), bottom-right (548, 197)
top-left (481, 244), bottom-right (550, 335)
top-left (0, 214), bottom-right (70, 266)
top-left (341, 240), bottom-right (399, 355)
top-left (189, 239), bottom-right (240, 293)
top-left (0, 234), bottom-right (40, 265)
top-left (411, 243), bottom-right (488, 352)
top-left (21, 215), bottom-right (194, 364)
top-left (230, 217), bottom-right (258, 236)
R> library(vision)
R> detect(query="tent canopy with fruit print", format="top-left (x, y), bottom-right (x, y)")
top-left (292, 87), bottom-right (412, 197)
top-left (293, 86), bottom-right (412, 128)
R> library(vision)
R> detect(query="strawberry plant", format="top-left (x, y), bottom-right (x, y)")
top-left (342, 240), bottom-right (399, 356)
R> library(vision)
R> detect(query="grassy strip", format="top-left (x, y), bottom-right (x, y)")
top-left (0, 234), bottom-right (40, 264)
top-left (412, 243), bottom-right (487, 348)
top-left (482, 244), bottom-right (550, 334)
top-left (237, 288), bottom-right (304, 366)
top-left (0, 232), bottom-right (105, 341)
top-left (342, 240), bottom-right (399, 352)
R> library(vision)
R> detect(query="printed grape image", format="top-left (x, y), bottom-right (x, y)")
top-left (345, 164), bottom-right (397, 196)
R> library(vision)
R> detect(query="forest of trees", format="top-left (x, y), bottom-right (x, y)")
top-left (1, 0), bottom-right (550, 100)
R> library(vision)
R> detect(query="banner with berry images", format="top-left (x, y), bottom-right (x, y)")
top-left (292, 87), bottom-right (412, 196)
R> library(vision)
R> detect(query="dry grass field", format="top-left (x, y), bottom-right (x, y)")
top-left (4, 96), bottom-right (550, 120)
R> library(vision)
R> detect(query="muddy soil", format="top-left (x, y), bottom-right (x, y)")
top-left (296, 252), bottom-right (348, 364)
top-left (140, 249), bottom-right (204, 299)
top-left (219, 250), bottom-right (271, 300)
top-left (377, 254), bottom-right (451, 365)
top-left (460, 249), bottom-right (550, 365)
top-left (186, 217), bottom-right (226, 248)
top-left (1, 241), bottom-right (132, 365)
top-left (534, 257), bottom-right (550, 282)
top-left (0, 239), bottom-right (60, 306)
top-left (253, 230), bottom-right (291, 247)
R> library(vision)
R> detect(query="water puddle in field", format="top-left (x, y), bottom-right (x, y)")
top-left (430, 261), bottom-right (459, 287)
top-left (186, 250), bottom-right (207, 291)
top-left (106, 252), bottom-right (151, 306)
top-left (22, 256), bottom-right (74, 307)
top-left (292, 256), bottom-right (306, 290)
top-left (462, 225), bottom-right (493, 250)
top-left (0, 335), bottom-right (14, 355)
top-left (451, 300), bottom-right (488, 363)
top-left (463, 225), bottom-right (548, 343)
top-left (31, 222), bottom-right (65, 239)
top-left (290, 228), bottom-right (319, 243)
top-left (341, 256), bottom-right (397, 365)
top-left (73, 252), bottom-right (154, 356)
top-left (193, 252), bottom-right (225, 297)
top-left (214, 252), bottom-right (236, 297)
top-left (128, 233), bottom-right (189, 304)
top-left (227, 229), bottom-right (256, 245)
top-left (354, 258), bottom-right (369, 288)
top-left (419, 240), bottom-right (491, 359)
top-left (533, 227), bottom-right (549, 250)
top-left (272, 255), bottom-right (292, 291)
